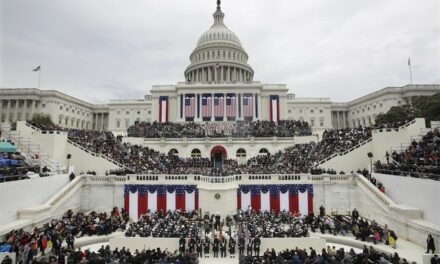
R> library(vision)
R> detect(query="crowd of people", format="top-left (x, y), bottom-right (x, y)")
top-left (240, 246), bottom-right (410, 264)
top-left (1, 208), bottom-right (128, 264)
top-left (375, 128), bottom-right (440, 178)
top-left (26, 121), bottom-right (374, 176)
top-left (127, 120), bottom-right (312, 138)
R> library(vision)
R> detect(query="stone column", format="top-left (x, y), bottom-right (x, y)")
top-left (30, 100), bottom-right (36, 120)
top-left (342, 111), bottom-right (346, 128)
top-left (221, 67), bottom-right (224, 82)
top-left (6, 100), bottom-right (10, 123)
top-left (211, 93), bottom-right (215, 121)
top-left (208, 68), bottom-right (212, 82)
top-left (195, 94), bottom-right (200, 121)
top-left (94, 113), bottom-right (98, 130)
top-left (0, 100), bottom-right (3, 121)
top-left (252, 93), bottom-right (256, 120)
top-left (223, 93), bottom-right (227, 121)
top-left (14, 100), bottom-right (19, 122)
top-left (227, 67), bottom-right (230, 82)
top-left (235, 93), bottom-right (239, 121)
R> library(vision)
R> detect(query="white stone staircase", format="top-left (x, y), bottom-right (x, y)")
top-left (0, 124), bottom-right (62, 172)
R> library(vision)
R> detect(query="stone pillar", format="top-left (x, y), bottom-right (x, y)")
top-left (195, 94), bottom-right (200, 121)
top-left (211, 93), bottom-right (215, 121)
top-left (342, 111), bottom-right (346, 128)
top-left (221, 67), bottom-right (224, 83)
top-left (6, 100), bottom-right (10, 123)
top-left (30, 100), bottom-right (36, 120)
top-left (252, 93), bottom-right (256, 120)
top-left (14, 100), bottom-right (19, 122)
top-left (235, 93), bottom-right (239, 120)
top-left (94, 113), bottom-right (98, 130)
top-left (208, 68), bottom-right (212, 82)
top-left (223, 93), bottom-right (227, 121)
top-left (0, 100), bottom-right (3, 121)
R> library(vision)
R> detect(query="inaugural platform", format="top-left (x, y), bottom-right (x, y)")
top-left (0, 0), bottom-right (439, 264)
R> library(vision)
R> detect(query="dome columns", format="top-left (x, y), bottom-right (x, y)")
top-left (185, 65), bottom-right (253, 84)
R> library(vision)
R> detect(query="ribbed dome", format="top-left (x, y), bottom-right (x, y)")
top-left (197, 26), bottom-right (242, 48)
top-left (184, 0), bottom-right (254, 84)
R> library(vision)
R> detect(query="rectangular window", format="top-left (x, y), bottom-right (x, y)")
top-left (116, 121), bottom-right (120, 128)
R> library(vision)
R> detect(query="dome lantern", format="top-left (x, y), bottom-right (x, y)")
top-left (184, 0), bottom-right (254, 84)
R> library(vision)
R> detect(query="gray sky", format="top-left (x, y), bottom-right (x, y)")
top-left (1, 0), bottom-right (439, 103)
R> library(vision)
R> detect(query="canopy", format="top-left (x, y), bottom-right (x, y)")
top-left (0, 142), bottom-right (17, 153)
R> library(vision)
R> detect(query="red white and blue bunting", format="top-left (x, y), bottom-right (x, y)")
top-left (124, 185), bottom-right (198, 221)
top-left (237, 184), bottom-right (313, 216)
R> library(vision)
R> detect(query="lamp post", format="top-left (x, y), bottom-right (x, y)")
top-left (66, 154), bottom-right (71, 173)
top-left (367, 152), bottom-right (373, 178)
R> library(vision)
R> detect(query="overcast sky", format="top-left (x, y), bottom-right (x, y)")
top-left (1, 0), bottom-right (439, 103)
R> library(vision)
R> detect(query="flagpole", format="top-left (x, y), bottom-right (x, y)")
top-left (38, 68), bottom-right (42, 89)
top-left (408, 58), bottom-right (413, 85)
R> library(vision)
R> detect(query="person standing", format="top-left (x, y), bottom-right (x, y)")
top-left (203, 236), bottom-right (210, 258)
top-left (220, 237), bottom-right (227, 258)
top-left (196, 238), bottom-right (203, 258)
top-left (229, 237), bottom-right (236, 258)
top-left (212, 236), bottom-right (219, 258)
top-left (427, 234), bottom-right (436, 254)
top-left (247, 238), bottom-right (253, 256)
top-left (238, 236), bottom-right (245, 256)
top-left (254, 236), bottom-right (261, 257)
top-left (179, 236), bottom-right (186, 255)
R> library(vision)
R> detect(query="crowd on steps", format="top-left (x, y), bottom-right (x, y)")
top-left (1, 206), bottom-right (435, 264)
top-left (375, 128), bottom-right (440, 177)
top-left (27, 121), bottom-right (376, 176)
top-left (126, 120), bottom-right (312, 138)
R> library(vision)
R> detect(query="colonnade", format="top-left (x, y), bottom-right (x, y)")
top-left (186, 66), bottom-right (252, 83)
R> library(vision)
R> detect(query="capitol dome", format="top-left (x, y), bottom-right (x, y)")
top-left (184, 0), bottom-right (254, 84)
top-left (196, 24), bottom-right (243, 48)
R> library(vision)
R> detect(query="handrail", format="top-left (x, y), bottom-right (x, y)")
top-left (66, 140), bottom-right (131, 171)
top-left (316, 137), bottom-right (373, 166)
top-left (374, 169), bottom-right (440, 181)
top-left (355, 174), bottom-right (395, 208)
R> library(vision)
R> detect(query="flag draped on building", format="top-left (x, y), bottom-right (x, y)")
top-left (214, 94), bottom-right (224, 120)
top-left (124, 185), bottom-right (199, 221)
top-left (270, 95), bottom-right (280, 122)
top-left (226, 94), bottom-right (237, 120)
top-left (243, 95), bottom-right (253, 119)
top-left (201, 94), bottom-right (212, 121)
top-left (159, 96), bottom-right (169, 123)
top-left (237, 184), bottom-right (313, 216)
top-left (185, 95), bottom-right (196, 121)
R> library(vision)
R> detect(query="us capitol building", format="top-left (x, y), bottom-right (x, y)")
top-left (1, 1), bottom-right (439, 133)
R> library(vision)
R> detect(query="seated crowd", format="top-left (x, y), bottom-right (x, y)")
top-left (127, 120), bottom-right (312, 138)
top-left (1, 208), bottom-right (128, 264)
top-left (28, 121), bottom-right (375, 176)
top-left (375, 128), bottom-right (440, 177)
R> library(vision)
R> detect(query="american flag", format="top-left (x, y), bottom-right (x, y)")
top-left (201, 96), bottom-right (212, 119)
top-left (243, 96), bottom-right (253, 118)
top-left (226, 96), bottom-right (236, 118)
top-left (214, 96), bottom-right (224, 118)
top-left (185, 97), bottom-right (195, 119)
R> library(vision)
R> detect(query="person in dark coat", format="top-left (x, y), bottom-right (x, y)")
top-left (254, 236), bottom-right (261, 257)
top-left (319, 205), bottom-right (325, 217)
top-left (247, 238), bottom-right (253, 256)
top-left (220, 237), bottom-right (227, 258)
top-left (229, 237), bottom-right (236, 257)
top-left (213, 237), bottom-right (219, 258)
top-left (238, 236), bottom-right (245, 256)
top-left (427, 234), bottom-right (436, 254)
top-left (196, 238), bottom-right (203, 257)
top-left (179, 236), bottom-right (186, 254)
top-left (203, 237), bottom-right (210, 257)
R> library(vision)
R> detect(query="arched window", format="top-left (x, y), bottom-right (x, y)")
top-left (259, 148), bottom-right (269, 155)
top-left (168, 149), bottom-right (179, 155)
top-left (236, 148), bottom-right (246, 158)
top-left (191, 148), bottom-right (202, 158)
